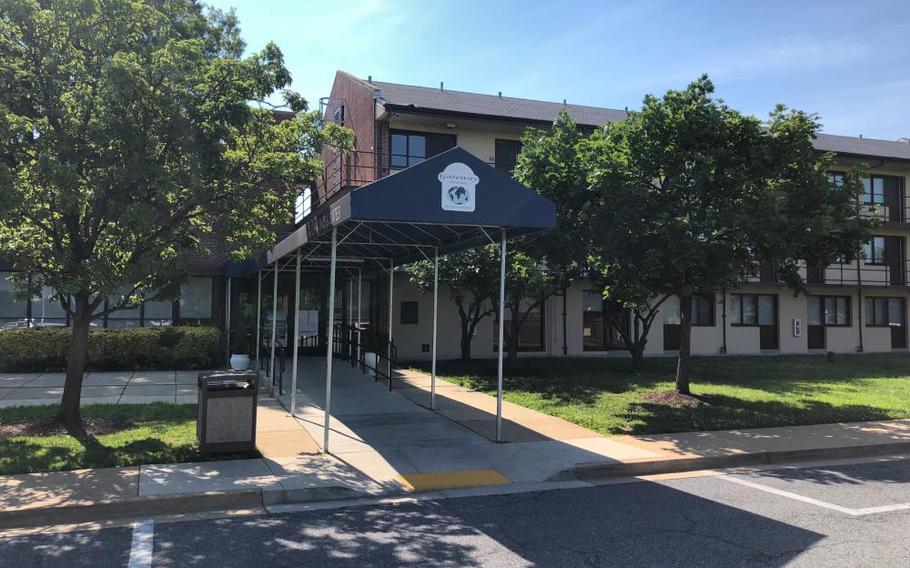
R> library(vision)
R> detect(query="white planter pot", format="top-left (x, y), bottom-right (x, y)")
top-left (229, 354), bottom-right (250, 370)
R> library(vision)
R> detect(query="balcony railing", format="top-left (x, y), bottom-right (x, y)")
top-left (860, 201), bottom-right (908, 225)
top-left (750, 260), bottom-right (910, 288)
top-left (313, 150), bottom-right (388, 214)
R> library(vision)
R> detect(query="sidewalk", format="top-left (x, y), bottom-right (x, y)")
top-left (2, 368), bottom-right (910, 528)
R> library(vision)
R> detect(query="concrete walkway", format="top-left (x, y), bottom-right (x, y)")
top-left (0, 370), bottom-right (201, 408)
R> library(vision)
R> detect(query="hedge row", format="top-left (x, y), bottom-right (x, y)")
top-left (0, 326), bottom-right (222, 372)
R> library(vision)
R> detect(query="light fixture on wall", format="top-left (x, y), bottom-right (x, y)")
top-left (444, 122), bottom-right (456, 129)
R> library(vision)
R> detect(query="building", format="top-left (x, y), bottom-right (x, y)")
top-left (3, 69), bottom-right (910, 361)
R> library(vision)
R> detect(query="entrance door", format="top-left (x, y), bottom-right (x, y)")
top-left (884, 176), bottom-right (904, 223)
top-left (890, 297), bottom-right (907, 349)
top-left (758, 294), bottom-right (778, 350)
top-left (884, 236), bottom-right (905, 286)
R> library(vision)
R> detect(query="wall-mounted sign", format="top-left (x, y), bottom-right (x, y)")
top-left (298, 310), bottom-right (319, 338)
top-left (792, 317), bottom-right (802, 338)
top-left (438, 162), bottom-right (479, 212)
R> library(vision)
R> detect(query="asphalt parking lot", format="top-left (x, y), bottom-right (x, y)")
top-left (2, 455), bottom-right (909, 567)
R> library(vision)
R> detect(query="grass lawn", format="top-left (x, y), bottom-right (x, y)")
top-left (0, 403), bottom-right (257, 475)
top-left (410, 354), bottom-right (910, 435)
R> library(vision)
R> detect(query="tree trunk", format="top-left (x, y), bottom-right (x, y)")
top-left (675, 292), bottom-right (693, 395)
top-left (58, 296), bottom-right (92, 425)
top-left (631, 346), bottom-right (644, 372)
top-left (460, 328), bottom-right (472, 361)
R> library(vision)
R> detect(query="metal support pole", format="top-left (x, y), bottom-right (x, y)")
top-left (431, 247), bottom-right (439, 410)
top-left (496, 229), bottom-right (507, 442)
top-left (224, 277), bottom-right (232, 361)
top-left (323, 227), bottom-right (338, 453)
top-left (357, 269), bottom-right (362, 365)
top-left (348, 278), bottom-right (354, 360)
top-left (387, 260), bottom-right (394, 382)
top-left (290, 249), bottom-right (301, 417)
top-left (269, 262), bottom-right (279, 394)
top-left (254, 270), bottom-right (262, 372)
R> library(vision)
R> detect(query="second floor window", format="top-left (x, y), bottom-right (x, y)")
top-left (390, 130), bottom-right (456, 169)
top-left (494, 139), bottom-right (522, 174)
top-left (864, 236), bottom-right (886, 265)
top-left (863, 176), bottom-right (886, 205)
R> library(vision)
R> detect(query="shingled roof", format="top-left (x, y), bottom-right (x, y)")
top-left (813, 133), bottom-right (910, 161)
top-left (362, 74), bottom-right (910, 161)
top-left (370, 79), bottom-right (628, 127)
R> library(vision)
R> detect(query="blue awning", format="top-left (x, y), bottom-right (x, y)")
top-left (267, 146), bottom-right (556, 265)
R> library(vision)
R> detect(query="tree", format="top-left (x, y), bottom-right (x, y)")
top-left (405, 247), bottom-right (499, 360)
top-left (587, 75), bottom-right (875, 394)
top-left (0, 0), bottom-right (352, 424)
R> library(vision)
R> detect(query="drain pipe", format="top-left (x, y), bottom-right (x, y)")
top-left (721, 288), bottom-right (727, 354)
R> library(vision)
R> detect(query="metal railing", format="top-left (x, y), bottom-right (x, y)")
top-left (314, 150), bottom-right (388, 212)
top-left (748, 260), bottom-right (910, 288)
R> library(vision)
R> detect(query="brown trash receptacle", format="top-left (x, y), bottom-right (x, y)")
top-left (197, 370), bottom-right (258, 454)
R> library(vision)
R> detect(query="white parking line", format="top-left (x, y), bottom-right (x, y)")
top-left (719, 475), bottom-right (910, 516)
top-left (127, 519), bottom-right (154, 568)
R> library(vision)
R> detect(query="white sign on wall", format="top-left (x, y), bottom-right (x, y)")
top-left (298, 310), bottom-right (319, 337)
top-left (792, 317), bottom-right (802, 338)
top-left (438, 162), bottom-right (479, 212)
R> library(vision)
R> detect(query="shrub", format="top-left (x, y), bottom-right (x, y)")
top-left (0, 326), bottom-right (222, 372)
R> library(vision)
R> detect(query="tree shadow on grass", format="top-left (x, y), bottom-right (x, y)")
top-left (619, 396), bottom-right (898, 437)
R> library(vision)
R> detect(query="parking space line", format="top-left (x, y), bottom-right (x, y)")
top-left (127, 519), bottom-right (154, 568)
top-left (719, 475), bottom-right (910, 517)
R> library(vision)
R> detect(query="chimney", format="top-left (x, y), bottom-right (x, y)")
top-left (859, 134), bottom-right (864, 140)
top-left (440, 81), bottom-right (444, 91)
top-left (563, 98), bottom-right (567, 105)
top-left (498, 91), bottom-right (502, 98)
top-left (368, 75), bottom-right (372, 83)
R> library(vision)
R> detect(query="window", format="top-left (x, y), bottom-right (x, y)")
top-left (400, 301), bottom-right (419, 325)
top-left (866, 297), bottom-right (905, 327)
top-left (179, 277), bottom-right (213, 319)
top-left (143, 293), bottom-right (174, 327)
top-left (390, 131), bottom-right (456, 169)
top-left (807, 296), bottom-right (850, 327)
top-left (730, 294), bottom-right (776, 326)
top-left (106, 287), bottom-right (140, 328)
top-left (294, 187), bottom-right (312, 223)
top-left (0, 272), bottom-right (27, 326)
top-left (829, 172), bottom-right (845, 189)
top-left (582, 290), bottom-right (625, 351)
top-left (864, 236), bottom-right (886, 265)
top-left (863, 176), bottom-right (886, 205)
top-left (494, 139), bottom-right (522, 174)
top-left (663, 294), bottom-right (715, 326)
top-left (692, 295), bottom-right (715, 326)
top-left (494, 300), bottom-right (545, 352)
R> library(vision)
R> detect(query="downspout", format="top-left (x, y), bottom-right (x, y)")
top-left (561, 286), bottom-right (568, 356)
top-left (721, 288), bottom-right (727, 354)
top-left (856, 255), bottom-right (864, 352)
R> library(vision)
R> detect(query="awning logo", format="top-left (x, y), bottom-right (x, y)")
top-left (438, 162), bottom-right (478, 212)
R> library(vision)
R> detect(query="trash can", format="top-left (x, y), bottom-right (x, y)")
top-left (197, 370), bottom-right (258, 454)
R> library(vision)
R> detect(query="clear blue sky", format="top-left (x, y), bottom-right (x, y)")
top-left (208, 0), bottom-right (910, 140)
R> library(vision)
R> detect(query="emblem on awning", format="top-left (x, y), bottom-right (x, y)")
top-left (438, 162), bottom-right (479, 212)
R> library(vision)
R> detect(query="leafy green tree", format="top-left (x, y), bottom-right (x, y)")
top-left (587, 76), bottom-right (875, 394)
top-left (495, 248), bottom-right (561, 364)
top-left (406, 247), bottom-right (499, 360)
top-left (0, 0), bottom-right (351, 424)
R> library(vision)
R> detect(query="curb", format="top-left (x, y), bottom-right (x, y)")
top-left (0, 484), bottom-right (368, 530)
top-left (565, 441), bottom-right (910, 481)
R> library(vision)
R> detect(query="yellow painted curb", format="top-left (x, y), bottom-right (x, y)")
top-left (398, 469), bottom-right (510, 492)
